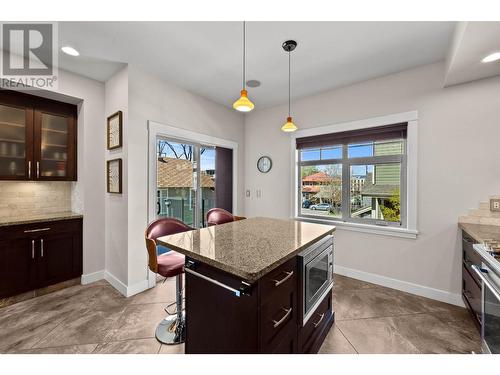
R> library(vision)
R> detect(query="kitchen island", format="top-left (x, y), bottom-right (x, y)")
top-left (157, 217), bottom-right (336, 354)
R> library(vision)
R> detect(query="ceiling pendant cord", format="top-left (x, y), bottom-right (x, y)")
top-left (243, 21), bottom-right (246, 90)
top-left (288, 50), bottom-right (291, 118)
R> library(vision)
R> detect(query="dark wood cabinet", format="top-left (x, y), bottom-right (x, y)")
top-left (0, 218), bottom-right (82, 299)
top-left (0, 237), bottom-right (34, 297)
top-left (0, 90), bottom-right (77, 181)
top-left (185, 255), bottom-right (332, 354)
top-left (461, 231), bottom-right (482, 330)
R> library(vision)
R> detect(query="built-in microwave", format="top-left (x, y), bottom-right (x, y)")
top-left (298, 235), bottom-right (334, 325)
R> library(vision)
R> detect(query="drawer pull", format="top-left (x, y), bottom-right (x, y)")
top-left (41, 239), bottom-right (44, 258)
top-left (272, 271), bottom-right (293, 287)
top-left (313, 313), bottom-right (325, 328)
top-left (24, 228), bottom-right (51, 233)
top-left (31, 240), bottom-right (35, 259)
top-left (272, 307), bottom-right (292, 329)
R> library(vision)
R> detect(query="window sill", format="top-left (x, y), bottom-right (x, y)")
top-left (295, 216), bottom-right (418, 239)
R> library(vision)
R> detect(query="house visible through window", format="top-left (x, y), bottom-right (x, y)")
top-left (296, 123), bottom-right (407, 227)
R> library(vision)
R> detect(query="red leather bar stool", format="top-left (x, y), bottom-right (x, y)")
top-left (145, 217), bottom-right (193, 345)
top-left (206, 208), bottom-right (246, 226)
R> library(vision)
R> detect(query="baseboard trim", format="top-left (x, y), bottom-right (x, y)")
top-left (103, 271), bottom-right (148, 298)
top-left (334, 265), bottom-right (465, 307)
top-left (81, 270), bottom-right (105, 285)
top-left (126, 279), bottom-right (149, 297)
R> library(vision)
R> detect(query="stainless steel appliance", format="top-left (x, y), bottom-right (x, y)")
top-left (472, 242), bottom-right (500, 354)
top-left (298, 235), bottom-right (334, 324)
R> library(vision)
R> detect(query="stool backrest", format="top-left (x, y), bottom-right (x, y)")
top-left (145, 217), bottom-right (193, 273)
top-left (206, 208), bottom-right (234, 226)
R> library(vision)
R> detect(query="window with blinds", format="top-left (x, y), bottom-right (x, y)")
top-left (296, 123), bottom-right (407, 227)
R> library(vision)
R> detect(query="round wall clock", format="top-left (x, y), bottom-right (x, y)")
top-left (257, 156), bottom-right (272, 173)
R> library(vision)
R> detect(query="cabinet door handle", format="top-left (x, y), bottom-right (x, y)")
top-left (313, 312), bottom-right (325, 328)
top-left (272, 307), bottom-right (292, 329)
top-left (31, 240), bottom-right (35, 259)
top-left (40, 239), bottom-right (44, 258)
top-left (24, 228), bottom-right (51, 233)
top-left (36, 161), bottom-right (40, 178)
top-left (28, 161), bottom-right (31, 179)
top-left (272, 271), bottom-right (293, 287)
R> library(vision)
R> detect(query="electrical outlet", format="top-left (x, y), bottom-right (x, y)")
top-left (490, 198), bottom-right (500, 212)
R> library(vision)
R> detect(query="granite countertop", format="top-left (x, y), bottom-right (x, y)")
top-left (0, 211), bottom-right (83, 227)
top-left (459, 222), bottom-right (500, 243)
top-left (157, 217), bottom-right (336, 283)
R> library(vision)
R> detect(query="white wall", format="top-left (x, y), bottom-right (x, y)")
top-left (244, 62), bottom-right (500, 303)
top-left (126, 65), bottom-right (245, 289)
top-left (104, 66), bottom-right (129, 284)
top-left (47, 69), bottom-right (107, 277)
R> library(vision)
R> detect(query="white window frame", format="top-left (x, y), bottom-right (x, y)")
top-left (290, 111), bottom-right (418, 239)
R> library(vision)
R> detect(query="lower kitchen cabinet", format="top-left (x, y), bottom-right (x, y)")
top-left (0, 237), bottom-right (34, 298)
top-left (0, 218), bottom-right (82, 299)
top-left (461, 231), bottom-right (482, 330)
top-left (185, 255), bottom-right (333, 354)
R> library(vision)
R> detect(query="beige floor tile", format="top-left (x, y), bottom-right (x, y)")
top-left (333, 274), bottom-right (381, 291)
top-left (390, 313), bottom-right (481, 354)
top-left (93, 338), bottom-right (161, 354)
top-left (337, 317), bottom-right (421, 354)
top-left (32, 307), bottom-right (125, 348)
top-left (105, 303), bottom-right (168, 342)
top-left (8, 344), bottom-right (98, 354)
top-left (318, 325), bottom-right (357, 354)
top-left (128, 277), bottom-right (177, 305)
top-left (159, 343), bottom-right (185, 354)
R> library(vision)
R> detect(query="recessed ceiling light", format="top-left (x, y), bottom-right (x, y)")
top-left (481, 52), bottom-right (500, 63)
top-left (246, 79), bottom-right (261, 88)
top-left (61, 46), bottom-right (80, 56)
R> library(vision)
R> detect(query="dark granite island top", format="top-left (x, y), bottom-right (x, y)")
top-left (156, 217), bottom-right (335, 283)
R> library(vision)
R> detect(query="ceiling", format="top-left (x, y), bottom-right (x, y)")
top-left (444, 22), bottom-right (500, 87)
top-left (56, 21), bottom-right (456, 109)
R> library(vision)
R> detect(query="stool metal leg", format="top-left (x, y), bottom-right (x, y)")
top-left (155, 274), bottom-right (185, 345)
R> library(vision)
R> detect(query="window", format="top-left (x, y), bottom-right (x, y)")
top-left (297, 123), bottom-right (407, 227)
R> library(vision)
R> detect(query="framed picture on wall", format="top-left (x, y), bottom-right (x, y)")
top-left (107, 158), bottom-right (122, 194)
top-left (107, 111), bottom-right (123, 150)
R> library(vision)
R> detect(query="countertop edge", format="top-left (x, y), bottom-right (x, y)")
top-left (159, 227), bottom-right (335, 283)
top-left (0, 213), bottom-right (83, 227)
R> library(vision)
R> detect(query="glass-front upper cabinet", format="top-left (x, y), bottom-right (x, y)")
top-left (0, 101), bottom-right (33, 180)
top-left (0, 90), bottom-right (77, 181)
top-left (34, 110), bottom-right (76, 180)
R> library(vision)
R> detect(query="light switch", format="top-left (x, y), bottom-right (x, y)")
top-left (245, 190), bottom-right (250, 198)
top-left (256, 189), bottom-right (262, 198)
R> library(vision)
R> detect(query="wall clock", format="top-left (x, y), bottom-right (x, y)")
top-left (257, 156), bottom-right (272, 173)
top-left (107, 111), bottom-right (123, 150)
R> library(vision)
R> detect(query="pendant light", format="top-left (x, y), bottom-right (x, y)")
top-left (233, 21), bottom-right (255, 112)
top-left (281, 40), bottom-right (298, 132)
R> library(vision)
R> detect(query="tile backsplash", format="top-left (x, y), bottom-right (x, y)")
top-left (0, 181), bottom-right (72, 217)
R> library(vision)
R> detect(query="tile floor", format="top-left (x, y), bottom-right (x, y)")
top-left (0, 274), bottom-right (480, 354)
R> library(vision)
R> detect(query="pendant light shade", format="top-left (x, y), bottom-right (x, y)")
top-left (233, 89), bottom-right (254, 112)
top-left (281, 40), bottom-right (298, 132)
top-left (281, 116), bottom-right (298, 132)
top-left (233, 22), bottom-right (254, 112)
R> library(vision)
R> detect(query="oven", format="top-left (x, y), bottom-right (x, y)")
top-left (298, 235), bottom-right (334, 325)
top-left (471, 250), bottom-right (500, 354)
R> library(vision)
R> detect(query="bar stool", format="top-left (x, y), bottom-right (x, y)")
top-left (145, 217), bottom-right (193, 345)
top-left (206, 208), bottom-right (246, 226)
